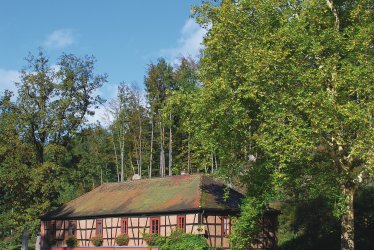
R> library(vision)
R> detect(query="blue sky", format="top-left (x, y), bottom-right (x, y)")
top-left (0, 0), bottom-right (206, 121)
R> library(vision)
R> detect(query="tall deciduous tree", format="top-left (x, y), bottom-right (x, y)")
top-left (16, 51), bottom-right (107, 163)
top-left (109, 83), bottom-right (148, 180)
top-left (194, 1), bottom-right (373, 249)
top-left (166, 57), bottom-right (201, 174)
top-left (0, 50), bottom-right (108, 246)
top-left (144, 58), bottom-right (175, 177)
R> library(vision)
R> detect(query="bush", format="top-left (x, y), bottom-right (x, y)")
top-left (66, 235), bottom-right (78, 247)
top-left (230, 197), bottom-right (262, 250)
top-left (115, 233), bottom-right (129, 246)
top-left (151, 230), bottom-right (209, 250)
top-left (169, 229), bottom-right (183, 241)
top-left (45, 237), bottom-right (57, 246)
top-left (142, 232), bottom-right (160, 246)
top-left (91, 235), bottom-right (103, 247)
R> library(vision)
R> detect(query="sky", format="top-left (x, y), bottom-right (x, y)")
top-left (0, 0), bottom-right (206, 122)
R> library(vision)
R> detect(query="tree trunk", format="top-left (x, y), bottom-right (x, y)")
top-left (160, 122), bottom-right (165, 177)
top-left (138, 109), bottom-right (142, 178)
top-left (160, 146), bottom-right (165, 177)
top-left (187, 132), bottom-right (191, 173)
top-left (326, 0), bottom-right (340, 30)
top-left (133, 134), bottom-right (140, 175)
top-left (35, 233), bottom-right (41, 250)
top-left (168, 112), bottom-right (173, 176)
top-left (120, 148), bottom-right (124, 182)
top-left (111, 132), bottom-right (120, 182)
top-left (120, 126), bottom-right (125, 182)
top-left (211, 152), bottom-right (214, 173)
top-left (149, 117), bottom-right (154, 178)
top-left (341, 184), bottom-right (355, 250)
top-left (129, 153), bottom-right (135, 176)
top-left (21, 229), bottom-right (29, 250)
top-left (214, 154), bottom-right (218, 170)
top-left (100, 167), bottom-right (103, 184)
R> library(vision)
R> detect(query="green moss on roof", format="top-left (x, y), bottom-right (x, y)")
top-left (42, 175), bottom-right (243, 220)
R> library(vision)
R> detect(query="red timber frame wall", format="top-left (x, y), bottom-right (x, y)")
top-left (41, 211), bottom-right (277, 249)
top-left (41, 212), bottom-right (202, 249)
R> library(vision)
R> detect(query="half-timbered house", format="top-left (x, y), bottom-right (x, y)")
top-left (40, 174), bottom-right (278, 249)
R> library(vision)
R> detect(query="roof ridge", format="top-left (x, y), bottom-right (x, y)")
top-left (102, 174), bottom-right (202, 186)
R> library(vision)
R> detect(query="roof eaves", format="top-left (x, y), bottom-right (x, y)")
top-left (41, 208), bottom-right (205, 221)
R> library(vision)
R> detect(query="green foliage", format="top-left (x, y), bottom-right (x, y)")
top-left (164, 58), bottom-right (201, 174)
top-left (115, 233), bottom-right (129, 246)
top-left (0, 50), bottom-right (109, 246)
top-left (278, 184), bottom-right (374, 250)
top-left (193, 0), bottom-right (373, 248)
top-left (67, 125), bottom-right (117, 189)
top-left (230, 197), bottom-right (263, 250)
top-left (45, 236), bottom-right (57, 247)
top-left (0, 1), bottom-right (372, 248)
top-left (16, 50), bottom-right (107, 163)
top-left (108, 83), bottom-right (149, 181)
top-left (147, 230), bottom-right (210, 250)
top-left (142, 232), bottom-right (160, 246)
top-left (278, 198), bottom-right (340, 250)
top-left (352, 183), bottom-right (374, 250)
top-left (90, 235), bottom-right (103, 247)
top-left (66, 235), bottom-right (78, 247)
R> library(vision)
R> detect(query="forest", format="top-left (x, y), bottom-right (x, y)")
top-left (0, 1), bottom-right (373, 250)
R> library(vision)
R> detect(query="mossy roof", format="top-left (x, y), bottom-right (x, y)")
top-left (42, 174), bottom-right (243, 220)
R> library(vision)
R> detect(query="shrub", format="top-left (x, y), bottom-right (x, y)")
top-left (141, 229), bottom-right (209, 249)
top-left (169, 229), bottom-right (183, 241)
top-left (91, 235), bottom-right (103, 247)
top-left (115, 233), bottom-right (130, 246)
top-left (142, 232), bottom-right (160, 246)
top-left (153, 230), bottom-right (209, 250)
top-left (229, 197), bottom-right (262, 250)
top-left (45, 237), bottom-right (57, 246)
top-left (66, 235), bottom-right (78, 247)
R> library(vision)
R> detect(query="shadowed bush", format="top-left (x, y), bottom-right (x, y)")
top-left (278, 184), bottom-right (374, 250)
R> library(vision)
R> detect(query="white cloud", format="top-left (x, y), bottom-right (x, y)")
top-left (0, 69), bottom-right (20, 94)
top-left (86, 83), bottom-right (147, 126)
top-left (161, 19), bottom-right (207, 64)
top-left (86, 83), bottom-right (118, 126)
top-left (87, 104), bottom-right (112, 126)
top-left (43, 29), bottom-right (75, 49)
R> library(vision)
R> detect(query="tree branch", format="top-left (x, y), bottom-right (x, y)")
top-left (326, 0), bottom-right (340, 31)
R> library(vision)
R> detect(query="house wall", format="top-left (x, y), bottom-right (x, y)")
top-left (41, 212), bottom-right (277, 250)
top-left (202, 213), bottom-right (231, 249)
top-left (41, 213), bottom-right (201, 249)
top-left (51, 248), bottom-right (158, 250)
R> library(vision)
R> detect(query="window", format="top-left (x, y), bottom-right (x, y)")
top-left (150, 217), bottom-right (160, 234)
top-left (121, 218), bottom-right (128, 235)
top-left (96, 219), bottom-right (103, 236)
top-left (68, 221), bottom-right (77, 236)
top-left (177, 215), bottom-right (186, 232)
top-left (222, 216), bottom-right (231, 236)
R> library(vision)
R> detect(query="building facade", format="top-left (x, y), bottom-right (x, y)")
top-left (40, 175), bottom-right (278, 249)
